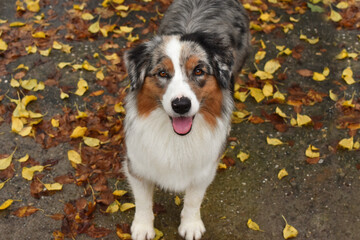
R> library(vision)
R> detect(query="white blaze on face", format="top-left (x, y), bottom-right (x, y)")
top-left (161, 36), bottom-right (200, 135)
top-left (162, 36), bottom-right (200, 117)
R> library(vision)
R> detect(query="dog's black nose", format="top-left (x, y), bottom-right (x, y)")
top-left (171, 97), bottom-right (191, 114)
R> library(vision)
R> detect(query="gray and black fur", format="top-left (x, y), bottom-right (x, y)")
top-left (125, 0), bottom-right (250, 91)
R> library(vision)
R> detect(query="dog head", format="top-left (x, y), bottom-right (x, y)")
top-left (124, 34), bottom-right (234, 135)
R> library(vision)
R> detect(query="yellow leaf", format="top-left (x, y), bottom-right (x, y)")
top-left (26, 0), bottom-right (40, 12)
top-left (336, 49), bottom-right (348, 60)
top-left (312, 72), bottom-right (326, 81)
top-left (88, 20), bottom-right (100, 33)
top-left (0, 199), bottom-right (14, 210)
top-left (175, 196), bottom-right (181, 206)
top-left (237, 151), bottom-right (249, 162)
top-left (22, 165), bottom-right (44, 180)
top-left (22, 95), bottom-right (37, 106)
top-left (338, 137), bottom-right (353, 150)
top-left (68, 150), bottom-right (82, 164)
top-left (276, 107), bottom-right (287, 118)
top-left (0, 178), bottom-right (10, 190)
top-left (254, 70), bottom-right (273, 80)
top-left (32, 31), bottom-right (46, 38)
top-left (305, 145), bottom-right (320, 158)
top-left (10, 78), bottom-right (20, 87)
top-left (126, 33), bottom-right (139, 42)
top-left (26, 45), bottom-right (37, 54)
top-left (18, 154), bottom-right (29, 163)
top-left (10, 21), bottom-right (26, 27)
top-left (342, 67), bottom-right (355, 85)
top-left (113, 0), bottom-right (125, 4)
top-left (52, 41), bottom-right (62, 49)
top-left (282, 215), bottom-right (298, 239)
top-left (74, 78), bottom-right (88, 96)
top-left (273, 91), bottom-right (286, 102)
top-left (0, 39), bottom-right (8, 51)
top-left (73, 3), bottom-right (86, 10)
top-left (113, 190), bottom-right (127, 197)
top-left (114, 102), bottom-right (126, 113)
top-left (218, 163), bottom-right (227, 169)
top-left (81, 13), bottom-right (95, 20)
top-left (154, 228), bottom-right (164, 240)
top-left (18, 126), bottom-right (32, 136)
top-left (300, 33), bottom-right (319, 44)
top-left (44, 183), bottom-right (63, 191)
top-left (234, 91), bottom-right (249, 102)
top-left (296, 113), bottom-right (312, 126)
top-left (119, 26), bottom-right (134, 33)
top-left (15, 63), bottom-right (29, 70)
top-left (336, 1), bottom-right (348, 9)
top-left (82, 60), bottom-right (97, 71)
top-left (0, 148), bottom-right (16, 170)
top-left (120, 203), bottom-right (135, 212)
top-left (290, 118), bottom-right (297, 126)
top-left (330, 9), bottom-right (342, 22)
top-left (255, 50), bottom-right (266, 61)
top-left (278, 168), bottom-right (288, 180)
top-left (289, 17), bottom-right (299, 22)
top-left (115, 5), bottom-right (130, 11)
top-left (51, 119), bottom-right (59, 128)
top-left (262, 83), bottom-right (273, 97)
top-left (260, 39), bottom-right (266, 49)
top-left (11, 117), bottom-right (24, 133)
top-left (60, 89), bottom-right (69, 99)
top-left (0, 19), bottom-right (8, 24)
top-left (267, 137), bottom-right (284, 146)
top-left (249, 87), bottom-right (265, 102)
top-left (58, 62), bottom-right (71, 69)
top-left (70, 126), bottom-right (87, 138)
top-left (96, 69), bottom-right (105, 80)
top-left (247, 219), bottom-right (263, 231)
top-left (83, 137), bottom-right (100, 147)
top-left (264, 59), bottom-right (281, 74)
top-left (329, 90), bottom-right (338, 101)
top-left (20, 79), bottom-right (38, 90)
top-left (106, 201), bottom-right (119, 213)
top-left (39, 48), bottom-right (51, 56)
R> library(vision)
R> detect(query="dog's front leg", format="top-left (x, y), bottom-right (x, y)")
top-left (178, 185), bottom-right (207, 240)
top-left (128, 174), bottom-right (155, 240)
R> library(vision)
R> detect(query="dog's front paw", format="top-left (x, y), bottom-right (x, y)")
top-left (178, 219), bottom-right (205, 240)
top-left (131, 220), bottom-right (155, 240)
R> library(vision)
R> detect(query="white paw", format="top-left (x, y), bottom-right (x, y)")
top-left (178, 219), bottom-right (205, 240)
top-left (131, 220), bottom-right (155, 240)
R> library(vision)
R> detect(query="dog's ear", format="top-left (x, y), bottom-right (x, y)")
top-left (211, 52), bottom-right (234, 90)
top-left (124, 43), bottom-right (151, 90)
top-left (124, 38), bottom-right (161, 90)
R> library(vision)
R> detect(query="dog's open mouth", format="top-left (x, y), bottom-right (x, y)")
top-left (171, 116), bottom-right (194, 136)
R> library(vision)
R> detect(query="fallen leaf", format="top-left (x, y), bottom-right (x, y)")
top-left (282, 215), bottom-right (298, 239)
top-left (262, 83), bottom-right (273, 97)
top-left (0, 178), bottom-right (10, 190)
top-left (32, 31), bottom-right (46, 38)
top-left (329, 90), bottom-right (338, 101)
top-left (247, 219), bottom-right (264, 232)
top-left (12, 206), bottom-right (39, 217)
top-left (0, 199), bottom-right (14, 210)
top-left (44, 183), bottom-right (63, 191)
top-left (120, 203), bottom-right (135, 212)
top-left (113, 190), bottom-right (127, 197)
top-left (0, 39), bottom-right (8, 51)
top-left (338, 137), bottom-right (353, 150)
top-left (330, 9), bottom-right (342, 22)
top-left (88, 19), bottom-right (100, 33)
top-left (154, 228), bottom-right (164, 240)
top-left (74, 78), bottom-right (88, 96)
top-left (51, 119), bottom-right (59, 128)
top-left (267, 137), bottom-right (284, 146)
top-left (0, 148), bottom-right (17, 170)
top-left (18, 154), bottom-right (29, 163)
top-left (276, 107), bottom-right (287, 118)
top-left (81, 13), bottom-right (95, 20)
top-left (26, 0), bottom-right (40, 12)
top-left (96, 69), bottom-right (105, 80)
top-left (342, 67), bottom-right (355, 85)
top-left (249, 87), bottom-right (265, 102)
top-left (264, 59), bottom-right (281, 74)
top-left (175, 196), bottom-right (181, 206)
top-left (67, 150), bottom-right (82, 164)
top-left (22, 165), bottom-right (44, 180)
top-left (305, 145), bottom-right (320, 158)
top-left (237, 151), bottom-right (250, 162)
top-left (70, 126), bottom-right (87, 138)
top-left (296, 114), bottom-right (312, 126)
top-left (83, 136), bottom-right (101, 147)
top-left (312, 72), bottom-right (326, 81)
top-left (105, 201), bottom-right (119, 213)
top-left (278, 168), bottom-right (288, 180)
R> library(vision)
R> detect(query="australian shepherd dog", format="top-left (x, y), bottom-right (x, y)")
top-left (123, 0), bottom-right (250, 239)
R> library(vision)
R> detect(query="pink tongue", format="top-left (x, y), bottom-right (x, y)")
top-left (172, 117), bottom-right (193, 135)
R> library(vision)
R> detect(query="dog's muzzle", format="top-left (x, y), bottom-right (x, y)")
top-left (171, 97), bottom-right (193, 135)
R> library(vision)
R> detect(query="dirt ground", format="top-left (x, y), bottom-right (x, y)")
top-left (0, 0), bottom-right (359, 240)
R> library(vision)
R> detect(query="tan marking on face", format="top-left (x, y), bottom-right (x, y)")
top-left (137, 76), bottom-right (165, 117)
top-left (185, 56), bottom-right (200, 74)
top-left (190, 76), bottom-right (223, 128)
top-left (161, 57), bottom-right (175, 75)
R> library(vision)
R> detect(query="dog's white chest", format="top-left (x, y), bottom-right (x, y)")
top-left (125, 108), bottom-right (229, 191)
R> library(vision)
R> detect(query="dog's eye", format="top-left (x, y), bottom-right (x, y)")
top-left (193, 67), bottom-right (204, 76)
top-left (158, 70), bottom-right (169, 78)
